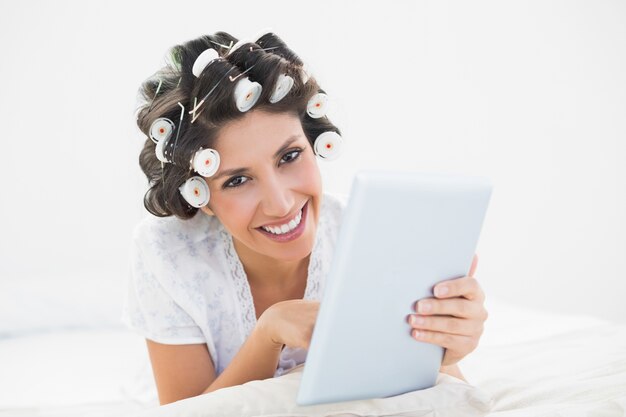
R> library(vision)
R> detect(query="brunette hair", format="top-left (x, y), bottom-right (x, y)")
top-left (134, 31), bottom-right (341, 219)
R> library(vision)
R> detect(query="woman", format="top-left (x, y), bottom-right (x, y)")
top-left (122, 30), bottom-right (488, 406)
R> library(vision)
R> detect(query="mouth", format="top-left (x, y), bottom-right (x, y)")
top-left (255, 200), bottom-right (309, 243)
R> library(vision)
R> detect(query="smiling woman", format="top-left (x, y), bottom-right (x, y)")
top-left (123, 29), bottom-right (348, 405)
top-left (124, 29), bottom-right (485, 409)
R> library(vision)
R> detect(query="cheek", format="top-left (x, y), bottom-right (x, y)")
top-left (207, 188), bottom-right (257, 229)
top-left (297, 152), bottom-right (322, 189)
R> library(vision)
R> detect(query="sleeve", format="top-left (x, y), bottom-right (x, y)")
top-left (120, 227), bottom-right (207, 345)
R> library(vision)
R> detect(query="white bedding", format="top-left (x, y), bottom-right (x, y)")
top-left (0, 329), bottom-right (157, 416)
top-left (460, 297), bottom-right (626, 416)
top-left (0, 296), bottom-right (624, 416)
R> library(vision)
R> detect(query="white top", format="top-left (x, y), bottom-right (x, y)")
top-left (121, 192), bottom-right (347, 377)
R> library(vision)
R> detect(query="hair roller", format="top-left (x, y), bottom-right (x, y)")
top-left (179, 176), bottom-right (210, 208)
top-left (226, 43), bottom-right (293, 106)
top-left (233, 77), bottom-right (262, 112)
top-left (192, 48), bottom-right (220, 78)
top-left (269, 73), bottom-right (295, 103)
top-left (307, 92), bottom-right (329, 119)
top-left (314, 131), bottom-right (343, 161)
top-left (191, 148), bottom-right (220, 177)
top-left (149, 117), bottom-right (175, 144)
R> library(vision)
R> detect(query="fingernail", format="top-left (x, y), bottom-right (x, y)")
top-left (436, 286), bottom-right (448, 297)
top-left (418, 301), bottom-right (431, 313)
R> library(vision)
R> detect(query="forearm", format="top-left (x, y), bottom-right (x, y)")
top-left (440, 363), bottom-right (467, 383)
top-left (201, 323), bottom-right (284, 394)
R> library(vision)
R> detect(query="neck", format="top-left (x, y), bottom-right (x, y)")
top-left (233, 238), bottom-right (310, 290)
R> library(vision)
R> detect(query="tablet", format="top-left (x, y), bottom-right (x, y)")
top-left (296, 170), bottom-right (493, 406)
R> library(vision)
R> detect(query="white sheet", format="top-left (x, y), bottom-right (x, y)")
top-left (0, 328), bottom-right (158, 416)
top-left (1, 296), bottom-right (624, 416)
top-left (460, 297), bottom-right (626, 416)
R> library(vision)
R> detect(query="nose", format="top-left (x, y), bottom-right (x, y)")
top-left (260, 172), bottom-right (295, 218)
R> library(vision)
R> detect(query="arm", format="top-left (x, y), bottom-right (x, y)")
top-left (147, 300), bottom-right (317, 404)
top-left (201, 319), bottom-right (284, 394)
top-left (146, 321), bottom-right (283, 405)
top-left (146, 341), bottom-right (216, 405)
top-left (146, 326), bottom-right (282, 405)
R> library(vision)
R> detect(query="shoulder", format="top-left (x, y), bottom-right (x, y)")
top-left (132, 211), bottom-right (221, 258)
top-left (322, 190), bottom-right (348, 207)
top-left (319, 191), bottom-right (349, 233)
top-left (321, 191), bottom-right (348, 216)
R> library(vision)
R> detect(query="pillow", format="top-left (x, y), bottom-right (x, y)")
top-left (130, 364), bottom-right (494, 417)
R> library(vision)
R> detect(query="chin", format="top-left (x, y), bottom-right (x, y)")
top-left (264, 222), bottom-right (317, 261)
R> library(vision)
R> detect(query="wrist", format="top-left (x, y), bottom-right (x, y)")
top-left (440, 363), bottom-right (467, 382)
top-left (256, 312), bottom-right (284, 351)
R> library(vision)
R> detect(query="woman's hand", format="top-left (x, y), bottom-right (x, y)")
top-left (257, 300), bottom-right (320, 351)
top-left (407, 254), bottom-right (488, 367)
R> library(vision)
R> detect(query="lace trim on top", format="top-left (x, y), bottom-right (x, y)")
top-left (219, 213), bottom-right (325, 342)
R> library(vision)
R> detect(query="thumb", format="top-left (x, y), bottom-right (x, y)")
top-left (468, 253), bottom-right (478, 277)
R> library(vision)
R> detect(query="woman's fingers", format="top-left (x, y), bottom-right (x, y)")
top-left (433, 276), bottom-right (485, 302)
top-left (415, 297), bottom-right (487, 320)
top-left (410, 327), bottom-right (478, 352)
top-left (406, 314), bottom-right (484, 337)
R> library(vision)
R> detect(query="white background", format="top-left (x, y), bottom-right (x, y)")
top-left (0, 0), bottom-right (624, 325)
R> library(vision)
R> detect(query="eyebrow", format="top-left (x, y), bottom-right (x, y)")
top-left (212, 135), bottom-right (303, 181)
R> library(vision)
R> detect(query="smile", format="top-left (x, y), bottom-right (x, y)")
top-left (261, 208), bottom-right (303, 234)
top-left (256, 200), bottom-right (309, 243)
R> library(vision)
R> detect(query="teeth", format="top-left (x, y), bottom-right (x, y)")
top-left (262, 208), bottom-right (303, 235)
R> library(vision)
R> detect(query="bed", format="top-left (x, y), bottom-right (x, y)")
top-left (1, 295), bottom-right (624, 416)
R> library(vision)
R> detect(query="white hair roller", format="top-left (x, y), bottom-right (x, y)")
top-left (269, 74), bottom-right (294, 103)
top-left (192, 148), bottom-right (220, 177)
top-left (307, 92), bottom-right (329, 119)
top-left (234, 77), bottom-right (262, 112)
top-left (179, 176), bottom-right (210, 208)
top-left (314, 131), bottom-right (343, 161)
top-left (155, 136), bottom-right (170, 163)
top-left (192, 48), bottom-right (220, 78)
top-left (149, 117), bottom-right (175, 144)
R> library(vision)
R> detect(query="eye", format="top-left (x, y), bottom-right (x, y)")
top-left (224, 176), bottom-right (249, 188)
top-left (280, 148), bottom-right (303, 164)
top-left (223, 149), bottom-right (303, 188)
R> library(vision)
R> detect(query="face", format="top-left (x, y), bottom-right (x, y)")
top-left (201, 109), bottom-right (323, 264)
